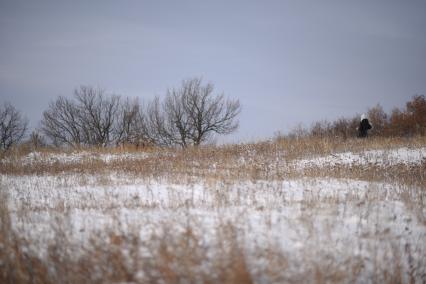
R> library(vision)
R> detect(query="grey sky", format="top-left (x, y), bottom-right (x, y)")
top-left (1, 0), bottom-right (425, 142)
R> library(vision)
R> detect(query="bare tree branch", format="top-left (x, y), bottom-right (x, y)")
top-left (41, 86), bottom-right (121, 147)
top-left (0, 102), bottom-right (28, 151)
top-left (158, 77), bottom-right (241, 147)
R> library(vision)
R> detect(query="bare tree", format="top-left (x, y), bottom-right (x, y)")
top-left (367, 104), bottom-right (388, 136)
top-left (0, 102), bottom-right (28, 151)
top-left (114, 97), bottom-right (150, 146)
top-left (41, 80), bottom-right (240, 148)
top-left (159, 78), bottom-right (241, 147)
top-left (163, 90), bottom-right (193, 147)
top-left (143, 97), bottom-right (176, 147)
top-left (28, 130), bottom-right (46, 150)
top-left (331, 116), bottom-right (359, 140)
top-left (41, 96), bottom-right (82, 147)
top-left (310, 120), bottom-right (331, 138)
top-left (41, 86), bottom-right (122, 147)
top-left (74, 86), bottom-right (121, 146)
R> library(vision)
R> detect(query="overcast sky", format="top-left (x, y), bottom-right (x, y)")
top-left (1, 0), bottom-right (425, 142)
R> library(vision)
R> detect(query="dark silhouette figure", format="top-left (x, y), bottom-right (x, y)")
top-left (358, 114), bottom-right (372, 138)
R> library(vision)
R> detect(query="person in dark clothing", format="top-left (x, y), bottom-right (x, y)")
top-left (358, 114), bottom-right (372, 138)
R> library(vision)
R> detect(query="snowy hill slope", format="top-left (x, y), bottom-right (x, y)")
top-left (1, 143), bottom-right (425, 283)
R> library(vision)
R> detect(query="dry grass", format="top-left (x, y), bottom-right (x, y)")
top-left (2, 136), bottom-right (425, 186)
top-left (1, 135), bottom-right (425, 283)
top-left (0, 189), bottom-right (255, 283)
top-left (3, 196), bottom-right (422, 283)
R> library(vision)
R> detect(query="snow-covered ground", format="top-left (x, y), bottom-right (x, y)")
top-left (292, 147), bottom-right (426, 169)
top-left (2, 176), bottom-right (425, 282)
top-left (1, 146), bottom-right (425, 282)
top-left (6, 151), bottom-right (153, 166)
top-left (4, 146), bottom-right (426, 168)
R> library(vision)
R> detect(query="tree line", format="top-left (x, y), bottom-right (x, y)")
top-left (0, 78), bottom-right (241, 151)
top-left (285, 95), bottom-right (426, 140)
top-left (1, 81), bottom-right (425, 152)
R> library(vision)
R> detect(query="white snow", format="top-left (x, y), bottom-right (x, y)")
top-left (293, 146), bottom-right (426, 169)
top-left (1, 145), bottom-right (425, 282)
top-left (2, 173), bottom-right (425, 282)
top-left (1, 150), bottom-right (154, 166)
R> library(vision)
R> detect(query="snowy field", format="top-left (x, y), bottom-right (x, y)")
top-left (1, 145), bottom-right (426, 283)
top-left (3, 146), bottom-right (425, 168)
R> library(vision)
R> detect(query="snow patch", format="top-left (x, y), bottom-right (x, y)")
top-left (293, 147), bottom-right (426, 169)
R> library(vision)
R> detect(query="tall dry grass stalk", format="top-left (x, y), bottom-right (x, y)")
top-left (1, 136), bottom-right (425, 187)
top-left (1, 135), bottom-right (425, 283)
